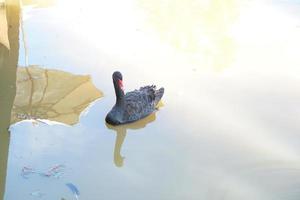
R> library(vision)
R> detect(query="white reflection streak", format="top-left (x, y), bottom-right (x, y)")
top-left (199, 89), bottom-right (299, 161)
top-left (210, 171), bottom-right (268, 200)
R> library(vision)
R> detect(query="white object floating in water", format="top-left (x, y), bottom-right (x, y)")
top-left (30, 190), bottom-right (45, 198)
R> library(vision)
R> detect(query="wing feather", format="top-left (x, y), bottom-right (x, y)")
top-left (123, 86), bottom-right (156, 122)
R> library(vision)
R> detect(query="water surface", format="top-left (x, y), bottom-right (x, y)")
top-left (1, 0), bottom-right (300, 199)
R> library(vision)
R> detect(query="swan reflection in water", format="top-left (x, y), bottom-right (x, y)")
top-left (106, 112), bottom-right (157, 167)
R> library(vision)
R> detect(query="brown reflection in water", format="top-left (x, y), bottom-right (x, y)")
top-left (11, 66), bottom-right (103, 125)
top-left (106, 113), bottom-right (156, 167)
top-left (0, 0), bottom-right (20, 199)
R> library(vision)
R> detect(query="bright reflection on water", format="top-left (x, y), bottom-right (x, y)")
top-left (1, 0), bottom-right (300, 199)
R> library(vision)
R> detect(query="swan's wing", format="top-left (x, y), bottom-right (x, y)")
top-left (124, 87), bottom-right (156, 121)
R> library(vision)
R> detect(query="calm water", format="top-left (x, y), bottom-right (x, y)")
top-left (1, 0), bottom-right (300, 199)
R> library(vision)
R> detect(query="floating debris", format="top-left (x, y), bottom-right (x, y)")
top-left (42, 164), bottom-right (65, 177)
top-left (15, 113), bottom-right (49, 126)
top-left (16, 113), bottom-right (31, 120)
top-left (21, 164), bottom-right (65, 179)
top-left (66, 183), bottom-right (80, 200)
top-left (30, 190), bottom-right (45, 198)
top-left (21, 166), bottom-right (36, 179)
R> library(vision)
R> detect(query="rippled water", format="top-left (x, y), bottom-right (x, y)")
top-left (1, 0), bottom-right (300, 199)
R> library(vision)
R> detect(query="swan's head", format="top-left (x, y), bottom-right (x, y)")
top-left (113, 71), bottom-right (124, 91)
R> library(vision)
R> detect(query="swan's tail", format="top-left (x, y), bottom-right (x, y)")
top-left (154, 87), bottom-right (164, 105)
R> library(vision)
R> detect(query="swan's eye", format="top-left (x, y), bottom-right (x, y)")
top-left (118, 79), bottom-right (124, 91)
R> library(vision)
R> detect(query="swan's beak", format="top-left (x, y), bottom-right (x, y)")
top-left (118, 79), bottom-right (124, 91)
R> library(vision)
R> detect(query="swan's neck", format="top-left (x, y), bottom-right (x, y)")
top-left (116, 96), bottom-right (124, 107)
top-left (114, 81), bottom-right (124, 106)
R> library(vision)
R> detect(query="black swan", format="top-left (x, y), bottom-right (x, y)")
top-left (105, 71), bottom-right (164, 125)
